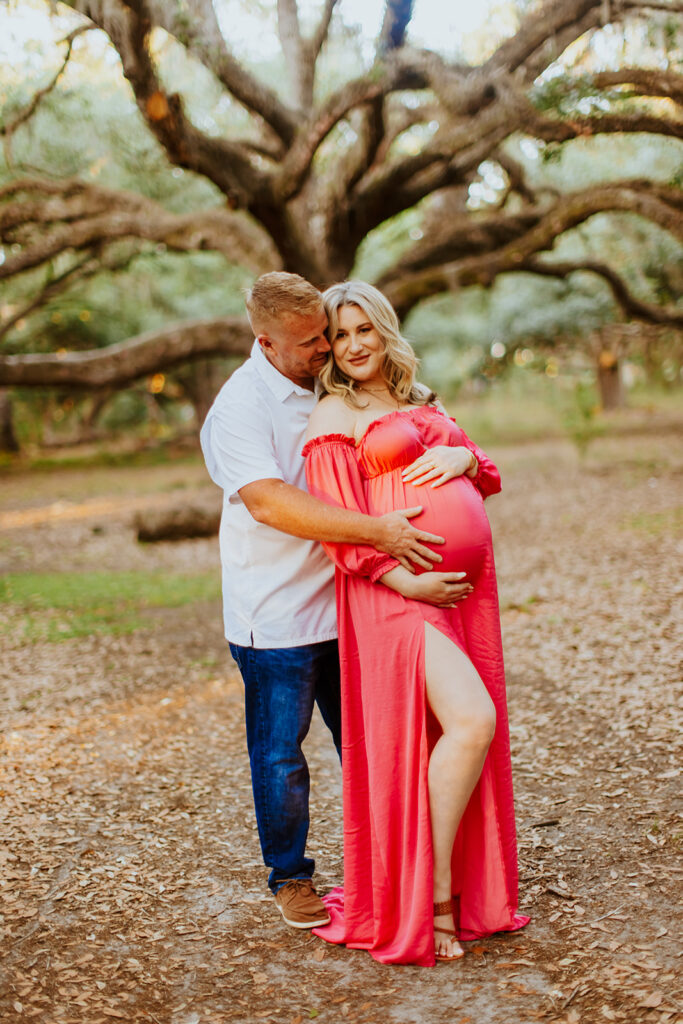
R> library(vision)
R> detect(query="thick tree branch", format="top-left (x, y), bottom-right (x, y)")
top-left (523, 256), bottom-right (683, 326)
top-left (621, 0), bottom-right (683, 12)
top-left (485, 0), bottom-right (683, 88)
top-left (524, 107), bottom-right (683, 142)
top-left (274, 74), bottom-right (392, 200)
top-left (380, 183), bottom-right (683, 316)
top-left (273, 28), bottom-right (681, 207)
top-left (492, 149), bottom-right (540, 205)
top-left (568, 69), bottom-right (683, 104)
top-left (273, 48), bottom-right (444, 201)
top-left (0, 179), bottom-right (279, 277)
top-left (277, 0), bottom-right (307, 108)
top-left (341, 100), bottom-right (387, 196)
top-left (310, 0), bottom-right (340, 61)
top-left (64, 0), bottom-right (298, 144)
top-left (277, 0), bottom-right (341, 112)
top-left (0, 317), bottom-right (253, 389)
top-left (485, 0), bottom-right (683, 82)
top-left (0, 250), bottom-right (100, 341)
top-left (60, 2), bottom-right (270, 206)
top-left (351, 100), bottom-right (512, 219)
top-left (342, 66), bottom-right (683, 241)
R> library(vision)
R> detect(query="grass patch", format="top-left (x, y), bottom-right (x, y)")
top-left (448, 374), bottom-right (564, 448)
top-left (0, 447), bottom-right (201, 477)
top-left (622, 508), bottom-right (683, 536)
top-left (0, 570), bottom-right (221, 642)
top-left (446, 371), bottom-right (682, 450)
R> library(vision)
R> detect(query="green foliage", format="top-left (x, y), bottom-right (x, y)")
top-left (531, 75), bottom-right (610, 117)
top-left (352, 206), bottom-right (425, 282)
top-left (511, 132), bottom-right (683, 193)
top-left (561, 379), bottom-right (606, 457)
top-left (0, 569), bottom-right (221, 641)
top-left (404, 272), bottom-right (616, 398)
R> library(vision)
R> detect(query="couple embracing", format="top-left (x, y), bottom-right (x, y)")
top-left (201, 272), bottom-right (529, 967)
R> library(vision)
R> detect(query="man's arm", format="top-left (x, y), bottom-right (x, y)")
top-left (240, 478), bottom-right (444, 572)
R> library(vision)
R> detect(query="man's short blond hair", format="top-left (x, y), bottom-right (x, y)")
top-left (245, 272), bottom-right (323, 334)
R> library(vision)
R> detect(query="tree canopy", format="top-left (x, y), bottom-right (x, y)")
top-left (0, 0), bottom-right (681, 391)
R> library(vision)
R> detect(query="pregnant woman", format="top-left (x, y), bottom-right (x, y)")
top-left (303, 281), bottom-right (528, 966)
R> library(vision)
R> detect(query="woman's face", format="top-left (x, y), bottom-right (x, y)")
top-left (331, 304), bottom-right (385, 385)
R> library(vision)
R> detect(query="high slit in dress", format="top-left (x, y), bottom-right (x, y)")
top-left (302, 406), bottom-right (529, 966)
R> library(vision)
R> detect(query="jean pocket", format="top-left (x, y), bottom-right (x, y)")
top-left (229, 643), bottom-right (243, 673)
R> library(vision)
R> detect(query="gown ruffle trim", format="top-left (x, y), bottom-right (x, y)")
top-left (301, 433), bottom-right (356, 457)
top-left (302, 405), bottom-right (450, 459)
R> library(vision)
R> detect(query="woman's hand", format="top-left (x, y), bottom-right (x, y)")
top-left (402, 445), bottom-right (477, 488)
top-left (380, 566), bottom-right (473, 607)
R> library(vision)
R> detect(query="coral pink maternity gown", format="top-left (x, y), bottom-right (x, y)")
top-left (302, 406), bottom-right (529, 967)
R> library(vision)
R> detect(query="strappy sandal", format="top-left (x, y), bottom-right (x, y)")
top-left (433, 898), bottom-right (465, 962)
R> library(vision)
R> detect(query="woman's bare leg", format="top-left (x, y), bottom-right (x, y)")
top-left (424, 621), bottom-right (496, 959)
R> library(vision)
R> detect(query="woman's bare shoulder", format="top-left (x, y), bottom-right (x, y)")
top-left (305, 393), bottom-right (355, 442)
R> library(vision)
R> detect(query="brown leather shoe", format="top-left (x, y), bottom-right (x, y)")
top-left (274, 879), bottom-right (331, 929)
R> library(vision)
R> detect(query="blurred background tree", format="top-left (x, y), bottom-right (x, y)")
top-left (0, 0), bottom-right (681, 451)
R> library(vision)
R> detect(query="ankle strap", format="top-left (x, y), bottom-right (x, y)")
top-left (433, 898), bottom-right (454, 916)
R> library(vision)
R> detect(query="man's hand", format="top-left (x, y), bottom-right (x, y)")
top-left (402, 445), bottom-right (476, 488)
top-left (374, 507), bottom-right (445, 571)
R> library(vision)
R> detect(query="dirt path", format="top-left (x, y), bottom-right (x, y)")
top-left (1, 432), bottom-right (681, 1024)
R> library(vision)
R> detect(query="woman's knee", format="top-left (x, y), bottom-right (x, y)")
top-left (446, 696), bottom-right (496, 752)
top-left (475, 697), bottom-right (497, 749)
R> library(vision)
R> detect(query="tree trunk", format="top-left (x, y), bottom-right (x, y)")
top-left (0, 389), bottom-right (19, 452)
top-left (597, 350), bottom-right (624, 410)
top-left (179, 360), bottom-right (228, 427)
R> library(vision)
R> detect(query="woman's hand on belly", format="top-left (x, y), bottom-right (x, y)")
top-left (379, 566), bottom-right (474, 607)
top-left (401, 444), bottom-right (476, 488)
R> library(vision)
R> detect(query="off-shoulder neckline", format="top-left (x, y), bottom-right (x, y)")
top-left (302, 405), bottom-right (450, 456)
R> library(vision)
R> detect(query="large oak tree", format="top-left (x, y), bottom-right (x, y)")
top-left (0, 0), bottom-right (681, 392)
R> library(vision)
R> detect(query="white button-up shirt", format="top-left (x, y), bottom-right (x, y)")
top-left (200, 341), bottom-right (337, 648)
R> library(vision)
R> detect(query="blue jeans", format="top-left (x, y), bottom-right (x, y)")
top-left (229, 639), bottom-right (342, 894)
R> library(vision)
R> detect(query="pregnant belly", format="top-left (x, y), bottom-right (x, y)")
top-left (406, 477), bottom-right (492, 583)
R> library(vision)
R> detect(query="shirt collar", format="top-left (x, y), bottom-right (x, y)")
top-left (251, 339), bottom-right (323, 401)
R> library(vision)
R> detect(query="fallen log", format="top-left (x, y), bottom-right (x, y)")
top-left (134, 496), bottom-right (222, 542)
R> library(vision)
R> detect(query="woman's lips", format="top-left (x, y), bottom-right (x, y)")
top-left (348, 355), bottom-right (369, 364)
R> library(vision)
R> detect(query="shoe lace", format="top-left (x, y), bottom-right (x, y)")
top-left (287, 879), bottom-right (313, 893)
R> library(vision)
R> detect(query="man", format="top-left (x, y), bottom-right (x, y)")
top-left (200, 272), bottom-right (468, 929)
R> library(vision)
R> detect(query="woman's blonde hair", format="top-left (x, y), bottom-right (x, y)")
top-left (319, 281), bottom-right (434, 407)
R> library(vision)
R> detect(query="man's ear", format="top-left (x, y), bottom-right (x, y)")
top-left (256, 334), bottom-right (273, 352)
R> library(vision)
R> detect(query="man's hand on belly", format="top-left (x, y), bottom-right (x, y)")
top-left (374, 508), bottom-right (445, 572)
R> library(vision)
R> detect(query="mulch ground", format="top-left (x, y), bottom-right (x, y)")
top-left (0, 427), bottom-right (681, 1024)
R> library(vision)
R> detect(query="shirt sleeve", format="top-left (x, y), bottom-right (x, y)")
top-left (303, 434), bottom-right (398, 582)
top-left (200, 395), bottom-right (283, 501)
top-left (456, 425), bottom-right (502, 499)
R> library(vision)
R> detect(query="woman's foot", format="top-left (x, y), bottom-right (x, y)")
top-left (433, 898), bottom-right (464, 961)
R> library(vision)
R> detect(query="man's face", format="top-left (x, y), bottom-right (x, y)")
top-left (258, 307), bottom-right (330, 389)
